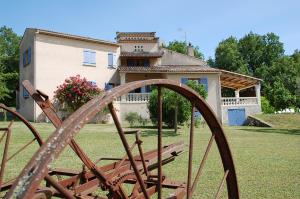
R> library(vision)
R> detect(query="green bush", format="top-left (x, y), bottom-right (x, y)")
top-left (125, 112), bottom-right (148, 127)
top-left (138, 116), bottom-right (148, 127)
top-left (261, 96), bottom-right (275, 114)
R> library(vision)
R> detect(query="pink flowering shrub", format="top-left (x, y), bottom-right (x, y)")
top-left (54, 75), bottom-right (103, 112)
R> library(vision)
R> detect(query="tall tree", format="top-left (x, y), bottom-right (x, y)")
top-left (214, 36), bottom-right (249, 74)
top-left (238, 32), bottom-right (264, 75)
top-left (0, 26), bottom-right (21, 106)
top-left (291, 50), bottom-right (300, 110)
top-left (263, 56), bottom-right (297, 110)
top-left (165, 40), bottom-right (204, 59)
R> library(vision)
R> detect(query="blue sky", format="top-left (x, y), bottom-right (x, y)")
top-left (1, 0), bottom-right (299, 59)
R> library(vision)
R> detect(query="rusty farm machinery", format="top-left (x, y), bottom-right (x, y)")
top-left (0, 79), bottom-right (239, 199)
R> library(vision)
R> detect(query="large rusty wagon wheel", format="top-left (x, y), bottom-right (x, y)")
top-left (5, 79), bottom-right (239, 199)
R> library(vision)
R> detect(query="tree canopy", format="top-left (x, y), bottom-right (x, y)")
top-left (0, 26), bottom-right (21, 106)
top-left (165, 40), bottom-right (204, 59)
top-left (211, 31), bottom-right (299, 111)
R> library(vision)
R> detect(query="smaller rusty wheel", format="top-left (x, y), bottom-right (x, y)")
top-left (5, 79), bottom-right (239, 199)
top-left (0, 104), bottom-right (44, 196)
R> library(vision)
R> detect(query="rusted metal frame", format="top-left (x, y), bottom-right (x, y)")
top-left (94, 157), bottom-right (123, 165)
top-left (23, 81), bottom-right (112, 188)
top-left (186, 104), bottom-right (195, 199)
top-left (166, 187), bottom-right (186, 199)
top-left (6, 138), bottom-right (37, 162)
top-left (108, 102), bottom-right (150, 199)
top-left (55, 141), bottom-right (183, 192)
top-left (110, 139), bottom-right (137, 178)
top-left (190, 134), bottom-right (215, 196)
top-left (136, 134), bottom-right (149, 177)
top-left (214, 170), bottom-right (229, 199)
top-left (0, 121), bottom-right (13, 189)
top-left (135, 184), bottom-right (157, 199)
top-left (124, 130), bottom-right (149, 177)
top-left (157, 85), bottom-right (163, 199)
top-left (44, 175), bottom-right (76, 199)
top-left (7, 79), bottom-right (238, 199)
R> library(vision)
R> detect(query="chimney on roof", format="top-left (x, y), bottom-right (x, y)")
top-left (187, 43), bottom-right (194, 57)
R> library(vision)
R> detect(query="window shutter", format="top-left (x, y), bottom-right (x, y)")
top-left (181, 77), bottom-right (188, 84)
top-left (108, 53), bottom-right (113, 67)
top-left (113, 53), bottom-right (117, 67)
top-left (28, 47), bottom-right (31, 64)
top-left (83, 50), bottom-right (96, 65)
top-left (90, 51), bottom-right (96, 64)
top-left (23, 86), bottom-right (29, 98)
top-left (83, 50), bottom-right (89, 64)
top-left (23, 52), bottom-right (26, 67)
top-left (199, 78), bottom-right (208, 91)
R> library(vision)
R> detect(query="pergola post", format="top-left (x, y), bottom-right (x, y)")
top-left (255, 83), bottom-right (261, 109)
top-left (234, 90), bottom-right (240, 98)
top-left (235, 89), bottom-right (240, 104)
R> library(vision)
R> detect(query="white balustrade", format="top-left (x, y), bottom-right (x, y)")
top-left (221, 97), bottom-right (258, 106)
top-left (125, 93), bottom-right (151, 102)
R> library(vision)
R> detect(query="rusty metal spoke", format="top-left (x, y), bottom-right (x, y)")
top-left (215, 170), bottom-right (229, 199)
top-left (187, 104), bottom-right (195, 199)
top-left (190, 134), bottom-right (215, 195)
top-left (157, 86), bottom-right (163, 199)
top-left (0, 121), bottom-right (13, 188)
top-left (108, 102), bottom-right (150, 199)
top-left (6, 138), bottom-right (37, 162)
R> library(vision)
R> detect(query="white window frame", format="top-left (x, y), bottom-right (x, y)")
top-left (83, 50), bottom-right (96, 66)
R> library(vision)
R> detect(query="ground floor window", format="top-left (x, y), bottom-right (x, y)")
top-left (181, 77), bottom-right (208, 91)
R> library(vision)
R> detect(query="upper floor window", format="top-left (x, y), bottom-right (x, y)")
top-left (134, 45), bottom-right (144, 52)
top-left (127, 59), bottom-right (149, 67)
top-left (108, 53), bottom-right (117, 68)
top-left (23, 47), bottom-right (31, 67)
top-left (83, 50), bottom-right (96, 66)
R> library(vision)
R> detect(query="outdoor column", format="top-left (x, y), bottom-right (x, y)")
top-left (120, 73), bottom-right (126, 102)
top-left (235, 89), bottom-right (240, 105)
top-left (255, 83), bottom-right (261, 110)
top-left (234, 90), bottom-right (240, 98)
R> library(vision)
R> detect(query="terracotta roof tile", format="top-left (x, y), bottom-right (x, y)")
top-left (120, 51), bottom-right (164, 58)
top-left (119, 65), bottom-right (220, 73)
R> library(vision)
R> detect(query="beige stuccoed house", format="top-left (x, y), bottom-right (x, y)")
top-left (18, 29), bottom-right (262, 125)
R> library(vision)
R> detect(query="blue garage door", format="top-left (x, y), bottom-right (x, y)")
top-left (228, 109), bottom-right (246, 126)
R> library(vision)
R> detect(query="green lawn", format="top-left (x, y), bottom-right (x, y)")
top-left (0, 114), bottom-right (299, 198)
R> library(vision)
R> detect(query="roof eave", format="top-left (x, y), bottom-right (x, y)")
top-left (32, 28), bottom-right (119, 47)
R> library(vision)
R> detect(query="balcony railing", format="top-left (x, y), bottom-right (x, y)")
top-left (221, 97), bottom-right (258, 106)
top-left (125, 93), bottom-right (151, 102)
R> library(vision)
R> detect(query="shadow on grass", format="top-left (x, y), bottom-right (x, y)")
top-left (238, 127), bottom-right (300, 136)
top-left (140, 129), bottom-right (179, 137)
